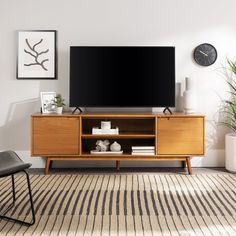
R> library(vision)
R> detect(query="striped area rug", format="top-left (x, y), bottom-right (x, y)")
top-left (0, 174), bottom-right (236, 235)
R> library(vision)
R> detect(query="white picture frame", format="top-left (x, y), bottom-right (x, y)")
top-left (17, 30), bottom-right (57, 79)
top-left (40, 92), bottom-right (56, 114)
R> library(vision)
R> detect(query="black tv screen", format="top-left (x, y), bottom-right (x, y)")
top-left (70, 46), bottom-right (175, 107)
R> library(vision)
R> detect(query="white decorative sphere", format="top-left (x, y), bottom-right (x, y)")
top-left (110, 141), bottom-right (121, 152)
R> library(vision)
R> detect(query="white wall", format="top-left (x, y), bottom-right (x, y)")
top-left (1, 0), bottom-right (236, 168)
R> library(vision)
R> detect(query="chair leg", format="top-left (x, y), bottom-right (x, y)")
top-left (11, 175), bottom-right (16, 203)
top-left (24, 170), bottom-right (35, 225)
top-left (1, 175), bottom-right (16, 215)
top-left (0, 171), bottom-right (35, 226)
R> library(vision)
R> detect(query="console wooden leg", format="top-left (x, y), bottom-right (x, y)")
top-left (45, 158), bottom-right (51, 175)
top-left (186, 157), bottom-right (192, 175)
top-left (49, 160), bottom-right (53, 169)
top-left (182, 161), bottom-right (186, 168)
top-left (116, 161), bottom-right (120, 171)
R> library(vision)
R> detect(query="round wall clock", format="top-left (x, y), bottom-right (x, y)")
top-left (193, 43), bottom-right (217, 66)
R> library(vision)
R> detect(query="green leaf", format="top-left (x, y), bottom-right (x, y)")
top-left (219, 58), bottom-right (236, 132)
top-left (227, 58), bottom-right (236, 75)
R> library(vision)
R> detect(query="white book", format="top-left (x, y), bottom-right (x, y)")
top-left (131, 152), bottom-right (155, 156)
top-left (132, 146), bottom-right (155, 150)
top-left (132, 150), bottom-right (155, 153)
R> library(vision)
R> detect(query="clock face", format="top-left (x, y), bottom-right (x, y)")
top-left (194, 43), bottom-right (217, 66)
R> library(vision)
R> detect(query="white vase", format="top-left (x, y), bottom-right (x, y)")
top-left (183, 77), bottom-right (196, 113)
top-left (175, 82), bottom-right (182, 112)
top-left (110, 141), bottom-right (121, 152)
top-left (56, 107), bottom-right (63, 114)
top-left (225, 133), bottom-right (236, 173)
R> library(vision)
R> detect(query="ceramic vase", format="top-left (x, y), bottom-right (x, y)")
top-left (183, 77), bottom-right (196, 113)
top-left (56, 107), bottom-right (63, 114)
top-left (110, 141), bottom-right (121, 152)
top-left (225, 133), bottom-right (236, 173)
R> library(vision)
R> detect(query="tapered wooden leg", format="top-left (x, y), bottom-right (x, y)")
top-left (49, 160), bottom-right (53, 169)
top-left (182, 161), bottom-right (186, 168)
top-left (44, 158), bottom-right (51, 175)
top-left (116, 161), bottom-right (120, 171)
top-left (186, 157), bottom-right (192, 175)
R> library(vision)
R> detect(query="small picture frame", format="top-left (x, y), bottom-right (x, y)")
top-left (40, 92), bottom-right (56, 114)
top-left (17, 30), bottom-right (57, 79)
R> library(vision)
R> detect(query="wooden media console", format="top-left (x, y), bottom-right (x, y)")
top-left (31, 112), bottom-right (205, 175)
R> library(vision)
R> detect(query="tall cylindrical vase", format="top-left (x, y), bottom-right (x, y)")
top-left (225, 133), bottom-right (236, 173)
top-left (183, 77), bottom-right (196, 113)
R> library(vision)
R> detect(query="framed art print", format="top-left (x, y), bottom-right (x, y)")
top-left (17, 30), bottom-right (57, 79)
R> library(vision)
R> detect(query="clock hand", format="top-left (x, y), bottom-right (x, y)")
top-left (199, 50), bottom-right (208, 56)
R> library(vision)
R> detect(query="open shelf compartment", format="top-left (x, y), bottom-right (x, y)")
top-left (81, 138), bottom-right (156, 156)
top-left (81, 117), bottom-right (156, 136)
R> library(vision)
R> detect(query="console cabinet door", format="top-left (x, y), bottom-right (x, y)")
top-left (157, 117), bottom-right (204, 155)
top-left (32, 117), bottom-right (79, 155)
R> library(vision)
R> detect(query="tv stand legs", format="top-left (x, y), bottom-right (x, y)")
top-left (43, 158), bottom-right (192, 175)
top-left (163, 107), bottom-right (172, 114)
top-left (44, 158), bottom-right (51, 175)
top-left (116, 161), bottom-right (120, 171)
top-left (186, 157), bottom-right (192, 175)
top-left (72, 107), bottom-right (83, 114)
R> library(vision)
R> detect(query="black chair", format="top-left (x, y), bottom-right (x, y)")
top-left (0, 151), bottom-right (35, 226)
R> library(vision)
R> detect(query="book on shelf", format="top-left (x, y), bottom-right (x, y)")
top-left (132, 150), bottom-right (155, 153)
top-left (131, 146), bottom-right (155, 150)
top-left (131, 152), bottom-right (155, 156)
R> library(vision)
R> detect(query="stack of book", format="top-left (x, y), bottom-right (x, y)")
top-left (131, 146), bottom-right (155, 155)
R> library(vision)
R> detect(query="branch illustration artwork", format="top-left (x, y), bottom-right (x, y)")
top-left (24, 39), bottom-right (49, 71)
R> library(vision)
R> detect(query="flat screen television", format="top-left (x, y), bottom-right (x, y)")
top-left (70, 46), bottom-right (175, 107)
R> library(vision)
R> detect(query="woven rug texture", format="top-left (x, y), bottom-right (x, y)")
top-left (0, 174), bottom-right (236, 235)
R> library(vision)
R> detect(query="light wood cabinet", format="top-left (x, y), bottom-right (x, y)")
top-left (31, 113), bottom-right (205, 175)
top-left (157, 117), bottom-right (204, 155)
top-left (32, 117), bottom-right (80, 155)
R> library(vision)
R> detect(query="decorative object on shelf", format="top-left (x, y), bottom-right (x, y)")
top-left (193, 43), bottom-right (217, 66)
top-left (17, 30), bottom-right (57, 79)
top-left (110, 141), bottom-right (121, 152)
top-left (101, 121), bottom-right (111, 130)
top-left (92, 127), bottom-right (119, 135)
top-left (183, 77), bottom-right (196, 113)
top-left (95, 140), bottom-right (110, 152)
top-left (220, 59), bottom-right (236, 172)
top-left (53, 94), bottom-right (65, 114)
top-left (40, 92), bottom-right (56, 114)
top-left (92, 120), bottom-right (119, 135)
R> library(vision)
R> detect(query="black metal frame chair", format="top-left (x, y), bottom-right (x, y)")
top-left (0, 151), bottom-right (35, 226)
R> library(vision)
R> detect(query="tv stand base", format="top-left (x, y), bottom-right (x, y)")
top-left (43, 156), bottom-right (193, 175)
top-left (72, 107), bottom-right (83, 114)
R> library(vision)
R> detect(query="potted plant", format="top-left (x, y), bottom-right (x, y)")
top-left (221, 59), bottom-right (236, 172)
top-left (53, 94), bottom-right (65, 114)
